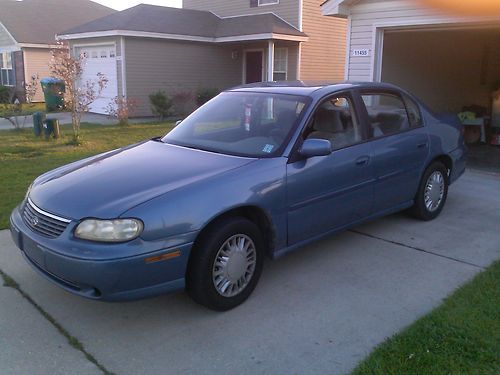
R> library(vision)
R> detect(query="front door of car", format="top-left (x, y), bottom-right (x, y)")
top-left (286, 93), bottom-right (374, 245)
top-left (359, 91), bottom-right (430, 213)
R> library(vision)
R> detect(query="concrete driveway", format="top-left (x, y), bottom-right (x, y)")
top-left (0, 170), bottom-right (499, 375)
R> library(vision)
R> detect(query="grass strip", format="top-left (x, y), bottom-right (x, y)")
top-left (353, 261), bottom-right (500, 374)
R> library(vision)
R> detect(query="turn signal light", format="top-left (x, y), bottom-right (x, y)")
top-left (145, 250), bottom-right (181, 264)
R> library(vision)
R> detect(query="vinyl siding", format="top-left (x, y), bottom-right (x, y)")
top-left (124, 37), bottom-right (243, 116)
top-left (300, 0), bottom-right (347, 80)
top-left (345, 0), bottom-right (496, 81)
top-left (0, 22), bottom-right (16, 49)
top-left (23, 48), bottom-right (52, 102)
top-left (184, 0), bottom-right (301, 29)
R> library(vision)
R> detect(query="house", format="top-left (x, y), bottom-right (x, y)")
top-left (321, 0), bottom-right (500, 114)
top-left (0, 0), bottom-right (114, 102)
top-left (58, 1), bottom-right (348, 116)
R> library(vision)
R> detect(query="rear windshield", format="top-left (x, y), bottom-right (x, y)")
top-left (162, 92), bottom-right (310, 157)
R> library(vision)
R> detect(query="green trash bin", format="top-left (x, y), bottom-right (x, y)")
top-left (40, 78), bottom-right (65, 112)
top-left (32, 112), bottom-right (45, 137)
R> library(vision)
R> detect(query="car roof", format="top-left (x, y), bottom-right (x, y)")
top-left (227, 81), bottom-right (404, 97)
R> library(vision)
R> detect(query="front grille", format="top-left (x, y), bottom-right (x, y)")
top-left (22, 199), bottom-right (71, 238)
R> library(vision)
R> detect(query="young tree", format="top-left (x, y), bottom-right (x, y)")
top-left (0, 74), bottom-right (39, 130)
top-left (50, 42), bottom-right (108, 143)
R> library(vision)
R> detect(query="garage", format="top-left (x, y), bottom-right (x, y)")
top-left (322, 0), bottom-right (500, 147)
top-left (381, 27), bottom-right (500, 115)
top-left (74, 44), bottom-right (118, 114)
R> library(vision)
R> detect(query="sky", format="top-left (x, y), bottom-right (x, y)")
top-left (91, 0), bottom-right (182, 11)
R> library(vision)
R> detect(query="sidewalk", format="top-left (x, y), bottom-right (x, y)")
top-left (0, 112), bottom-right (154, 130)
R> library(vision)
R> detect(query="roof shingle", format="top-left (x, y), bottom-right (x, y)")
top-left (0, 0), bottom-right (115, 44)
top-left (61, 4), bottom-right (306, 40)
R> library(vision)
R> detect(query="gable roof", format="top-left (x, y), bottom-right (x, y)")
top-left (0, 0), bottom-right (115, 45)
top-left (60, 4), bottom-right (307, 42)
top-left (321, 0), bottom-right (362, 17)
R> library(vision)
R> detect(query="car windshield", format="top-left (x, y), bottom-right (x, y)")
top-left (162, 92), bottom-right (310, 157)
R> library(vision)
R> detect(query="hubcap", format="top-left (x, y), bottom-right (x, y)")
top-left (424, 171), bottom-right (445, 212)
top-left (212, 234), bottom-right (257, 298)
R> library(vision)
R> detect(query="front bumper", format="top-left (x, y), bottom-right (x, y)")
top-left (10, 205), bottom-right (194, 301)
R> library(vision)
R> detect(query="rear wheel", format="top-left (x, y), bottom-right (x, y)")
top-left (186, 217), bottom-right (264, 311)
top-left (410, 161), bottom-right (449, 221)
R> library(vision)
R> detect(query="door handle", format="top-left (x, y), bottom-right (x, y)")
top-left (355, 156), bottom-right (370, 166)
top-left (417, 142), bottom-right (428, 149)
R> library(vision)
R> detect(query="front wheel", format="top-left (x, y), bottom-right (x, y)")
top-left (186, 217), bottom-right (264, 311)
top-left (410, 161), bottom-right (449, 221)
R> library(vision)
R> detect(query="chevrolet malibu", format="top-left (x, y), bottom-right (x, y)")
top-left (10, 82), bottom-right (466, 310)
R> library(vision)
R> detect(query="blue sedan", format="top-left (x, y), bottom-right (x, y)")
top-left (10, 82), bottom-right (466, 310)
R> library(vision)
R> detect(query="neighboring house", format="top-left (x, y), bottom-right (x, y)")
top-left (321, 0), bottom-right (500, 114)
top-left (58, 1), bottom-right (347, 116)
top-left (0, 0), bottom-right (114, 102)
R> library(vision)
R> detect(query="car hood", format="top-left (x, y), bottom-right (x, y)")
top-left (29, 140), bottom-right (255, 219)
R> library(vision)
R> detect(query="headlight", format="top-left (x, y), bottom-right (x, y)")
top-left (75, 219), bottom-right (143, 242)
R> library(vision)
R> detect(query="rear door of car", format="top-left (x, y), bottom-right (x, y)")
top-left (286, 90), bottom-right (375, 245)
top-left (356, 90), bottom-right (430, 214)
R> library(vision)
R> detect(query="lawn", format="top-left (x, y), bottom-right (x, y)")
top-left (0, 103), bottom-right (47, 116)
top-left (353, 260), bottom-right (500, 374)
top-left (0, 122), bottom-right (173, 229)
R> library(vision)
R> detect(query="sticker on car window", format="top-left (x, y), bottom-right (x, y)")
top-left (262, 144), bottom-right (274, 153)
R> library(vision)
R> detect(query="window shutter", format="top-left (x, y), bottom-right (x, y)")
top-left (250, 0), bottom-right (258, 8)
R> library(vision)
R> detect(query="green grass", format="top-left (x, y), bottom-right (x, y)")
top-left (0, 122), bottom-right (173, 229)
top-left (0, 102), bottom-right (46, 116)
top-left (353, 261), bottom-right (500, 374)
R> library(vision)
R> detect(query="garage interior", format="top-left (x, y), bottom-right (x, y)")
top-left (380, 26), bottom-right (500, 171)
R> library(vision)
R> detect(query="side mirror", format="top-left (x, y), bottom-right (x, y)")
top-left (299, 138), bottom-right (332, 158)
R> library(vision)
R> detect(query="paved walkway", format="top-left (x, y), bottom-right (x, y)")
top-left (0, 112), bottom-right (154, 130)
top-left (0, 170), bottom-right (499, 374)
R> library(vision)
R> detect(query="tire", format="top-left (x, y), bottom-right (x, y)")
top-left (410, 161), bottom-right (449, 221)
top-left (186, 217), bottom-right (264, 311)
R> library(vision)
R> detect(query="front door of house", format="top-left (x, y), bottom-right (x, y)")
top-left (245, 51), bottom-right (263, 84)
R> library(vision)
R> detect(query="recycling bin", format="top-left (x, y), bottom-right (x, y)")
top-left (32, 112), bottom-right (45, 137)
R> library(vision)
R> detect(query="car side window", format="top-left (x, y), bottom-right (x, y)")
top-left (362, 93), bottom-right (411, 138)
top-left (403, 95), bottom-right (423, 128)
top-left (305, 95), bottom-right (362, 150)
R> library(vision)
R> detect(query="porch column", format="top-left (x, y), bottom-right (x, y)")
top-left (267, 40), bottom-right (275, 81)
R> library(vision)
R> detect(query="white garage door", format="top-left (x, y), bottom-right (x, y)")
top-left (76, 45), bottom-right (118, 114)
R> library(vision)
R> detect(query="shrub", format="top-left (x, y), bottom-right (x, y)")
top-left (105, 96), bottom-right (139, 126)
top-left (196, 88), bottom-right (219, 106)
top-left (149, 90), bottom-right (173, 121)
top-left (172, 91), bottom-right (194, 117)
top-left (0, 86), bottom-right (12, 104)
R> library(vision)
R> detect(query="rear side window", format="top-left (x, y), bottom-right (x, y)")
top-left (362, 93), bottom-right (411, 138)
top-left (403, 94), bottom-right (423, 128)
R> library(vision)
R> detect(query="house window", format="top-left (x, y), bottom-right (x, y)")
top-left (0, 52), bottom-right (15, 86)
top-left (258, 0), bottom-right (279, 5)
top-left (273, 48), bottom-right (288, 81)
